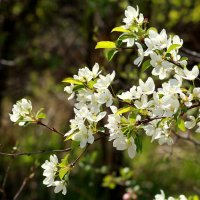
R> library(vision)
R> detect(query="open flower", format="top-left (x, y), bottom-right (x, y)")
top-left (137, 77), bottom-right (155, 95)
top-left (185, 116), bottom-right (196, 129)
top-left (176, 65), bottom-right (199, 80)
top-left (9, 98), bottom-right (33, 126)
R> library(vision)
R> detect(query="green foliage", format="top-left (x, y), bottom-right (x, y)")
top-left (166, 44), bottom-right (181, 53)
top-left (116, 106), bottom-right (132, 115)
top-left (111, 26), bottom-right (130, 33)
top-left (62, 77), bottom-right (84, 85)
top-left (141, 59), bottom-right (151, 72)
top-left (177, 118), bottom-right (186, 132)
top-left (95, 41), bottom-right (116, 49)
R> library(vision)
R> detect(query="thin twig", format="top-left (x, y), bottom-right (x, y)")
top-left (37, 121), bottom-right (65, 137)
top-left (181, 47), bottom-right (200, 58)
top-left (13, 172), bottom-right (35, 200)
top-left (173, 131), bottom-right (200, 146)
top-left (0, 147), bottom-right (71, 157)
top-left (2, 161), bottom-right (11, 189)
top-left (136, 102), bottom-right (200, 126)
top-left (0, 188), bottom-right (7, 199)
top-left (70, 145), bottom-right (89, 168)
top-left (0, 134), bottom-right (109, 157)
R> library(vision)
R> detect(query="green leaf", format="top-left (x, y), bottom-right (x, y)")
top-left (177, 118), bottom-right (186, 132)
top-left (141, 59), bottom-right (151, 72)
top-left (111, 26), bottom-right (130, 33)
top-left (88, 80), bottom-right (97, 89)
top-left (116, 107), bottom-right (131, 115)
top-left (189, 195), bottom-right (199, 200)
top-left (106, 49), bottom-right (118, 61)
top-left (180, 56), bottom-right (188, 61)
top-left (62, 77), bottom-right (84, 85)
top-left (95, 41), bottom-right (116, 49)
top-left (59, 167), bottom-right (70, 179)
top-left (135, 134), bottom-right (143, 153)
top-left (59, 154), bottom-right (69, 167)
top-left (117, 33), bottom-right (132, 41)
top-left (102, 175), bottom-right (116, 189)
top-left (98, 127), bottom-right (105, 133)
top-left (35, 108), bottom-right (46, 119)
top-left (72, 85), bottom-right (85, 92)
top-left (37, 113), bottom-right (46, 119)
top-left (166, 44), bottom-right (181, 53)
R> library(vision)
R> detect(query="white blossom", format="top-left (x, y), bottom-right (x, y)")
top-left (123, 6), bottom-right (144, 29)
top-left (72, 125), bottom-right (94, 148)
top-left (137, 77), bottom-right (155, 95)
top-left (127, 137), bottom-right (137, 158)
top-left (94, 71), bottom-right (115, 89)
top-left (134, 42), bottom-right (147, 66)
top-left (53, 181), bottom-right (67, 195)
top-left (150, 52), bottom-right (173, 80)
top-left (185, 116), bottom-right (196, 129)
top-left (176, 65), bottom-right (199, 80)
top-left (41, 155), bottom-right (58, 187)
top-left (193, 87), bottom-right (200, 99)
top-left (9, 98), bottom-right (33, 126)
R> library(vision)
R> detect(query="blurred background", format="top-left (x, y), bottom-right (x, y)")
top-left (0, 0), bottom-right (200, 199)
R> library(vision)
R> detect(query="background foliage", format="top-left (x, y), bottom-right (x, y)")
top-left (0, 0), bottom-right (200, 199)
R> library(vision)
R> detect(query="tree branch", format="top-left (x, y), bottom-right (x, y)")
top-left (37, 120), bottom-right (65, 137)
top-left (173, 131), bottom-right (200, 146)
top-left (0, 134), bottom-right (109, 157)
top-left (181, 47), bottom-right (200, 59)
top-left (0, 148), bottom-right (71, 157)
top-left (136, 102), bottom-right (200, 126)
top-left (13, 171), bottom-right (35, 200)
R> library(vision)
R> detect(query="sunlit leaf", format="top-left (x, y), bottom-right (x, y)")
top-left (95, 41), bottom-right (116, 49)
top-left (177, 118), bottom-right (186, 132)
top-left (116, 107), bottom-right (131, 115)
top-left (62, 77), bottom-right (84, 85)
top-left (166, 44), bottom-right (181, 53)
top-left (111, 26), bottom-right (130, 33)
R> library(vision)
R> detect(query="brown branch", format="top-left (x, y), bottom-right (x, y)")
top-left (0, 134), bottom-right (109, 157)
top-left (181, 47), bottom-right (200, 58)
top-left (13, 171), bottom-right (35, 200)
top-left (2, 161), bottom-right (11, 189)
top-left (70, 145), bottom-right (89, 168)
top-left (0, 188), bottom-right (7, 200)
top-left (135, 116), bottom-right (164, 126)
top-left (173, 131), bottom-right (200, 146)
top-left (136, 102), bottom-right (200, 126)
top-left (37, 121), bottom-right (65, 137)
top-left (0, 148), bottom-right (71, 157)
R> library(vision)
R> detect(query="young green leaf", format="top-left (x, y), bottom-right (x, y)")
top-left (111, 26), bottom-right (130, 33)
top-left (95, 41), bottom-right (116, 49)
top-left (59, 167), bottom-right (70, 180)
top-left (141, 59), bottom-right (151, 72)
top-left (177, 118), bottom-right (186, 132)
top-left (37, 113), bottom-right (46, 119)
top-left (116, 107), bottom-right (131, 115)
top-left (106, 49), bottom-right (118, 61)
top-left (88, 80), bottom-right (97, 89)
top-left (62, 77), bottom-right (84, 85)
top-left (166, 44), bottom-right (181, 53)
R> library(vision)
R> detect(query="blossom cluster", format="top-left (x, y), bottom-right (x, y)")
top-left (64, 63), bottom-right (115, 148)
top-left (9, 5), bottom-right (200, 196)
top-left (9, 98), bottom-right (33, 126)
top-left (41, 155), bottom-right (67, 195)
top-left (154, 190), bottom-right (187, 200)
